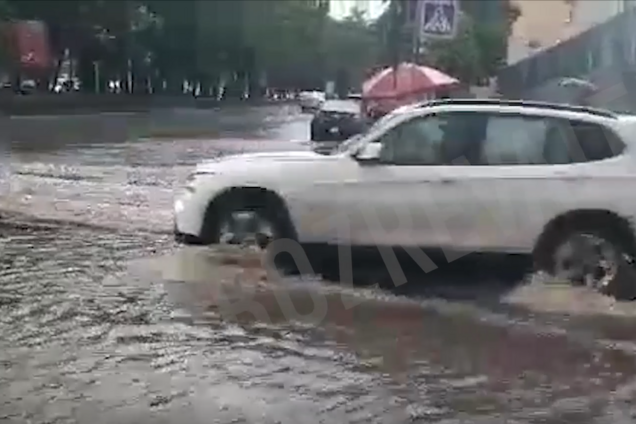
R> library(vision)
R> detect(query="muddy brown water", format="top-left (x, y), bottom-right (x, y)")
top-left (0, 107), bottom-right (635, 423)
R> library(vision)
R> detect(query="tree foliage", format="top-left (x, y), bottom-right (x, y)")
top-left (378, 0), bottom-right (521, 84)
top-left (0, 0), bottom-right (516, 95)
top-left (426, 13), bottom-right (507, 84)
top-left (0, 0), bottom-right (380, 97)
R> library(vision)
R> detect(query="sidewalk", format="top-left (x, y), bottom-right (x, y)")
top-left (0, 103), bottom-right (305, 146)
top-left (0, 93), bottom-right (295, 116)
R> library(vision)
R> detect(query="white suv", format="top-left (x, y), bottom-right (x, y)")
top-left (174, 99), bottom-right (636, 297)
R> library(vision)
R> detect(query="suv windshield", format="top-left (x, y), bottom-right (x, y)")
top-left (335, 134), bottom-right (364, 154)
top-left (334, 110), bottom-right (405, 154)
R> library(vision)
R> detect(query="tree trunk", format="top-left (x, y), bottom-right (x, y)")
top-left (77, 53), bottom-right (96, 93)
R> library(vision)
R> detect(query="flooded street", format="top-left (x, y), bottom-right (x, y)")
top-left (1, 105), bottom-right (635, 424)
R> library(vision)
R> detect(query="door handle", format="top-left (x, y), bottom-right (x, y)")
top-left (419, 178), bottom-right (456, 184)
top-left (438, 178), bottom-right (456, 184)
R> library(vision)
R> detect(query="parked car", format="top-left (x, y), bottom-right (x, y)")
top-left (174, 99), bottom-right (636, 298)
top-left (298, 90), bottom-right (325, 112)
top-left (18, 79), bottom-right (37, 94)
top-left (310, 99), bottom-right (365, 142)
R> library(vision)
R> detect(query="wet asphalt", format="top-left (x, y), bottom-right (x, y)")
top-left (1, 104), bottom-right (635, 424)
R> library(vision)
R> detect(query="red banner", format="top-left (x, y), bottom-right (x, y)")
top-left (9, 20), bottom-right (52, 71)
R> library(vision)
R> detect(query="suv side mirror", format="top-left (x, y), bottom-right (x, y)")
top-left (354, 142), bottom-right (382, 162)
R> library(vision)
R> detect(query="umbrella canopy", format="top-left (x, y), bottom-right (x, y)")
top-left (362, 62), bottom-right (458, 100)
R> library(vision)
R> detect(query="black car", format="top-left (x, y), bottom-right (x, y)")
top-left (310, 100), bottom-right (365, 142)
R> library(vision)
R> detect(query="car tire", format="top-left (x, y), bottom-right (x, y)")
top-left (541, 225), bottom-right (636, 300)
top-left (204, 194), bottom-right (300, 275)
top-left (212, 201), bottom-right (280, 245)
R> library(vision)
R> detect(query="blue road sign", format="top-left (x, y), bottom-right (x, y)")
top-left (419, 0), bottom-right (459, 40)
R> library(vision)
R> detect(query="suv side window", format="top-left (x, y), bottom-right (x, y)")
top-left (377, 112), bottom-right (480, 165)
top-left (480, 114), bottom-right (625, 165)
top-left (375, 112), bottom-right (625, 166)
top-left (565, 119), bottom-right (625, 162)
top-left (481, 115), bottom-right (555, 165)
top-left (378, 115), bottom-right (446, 165)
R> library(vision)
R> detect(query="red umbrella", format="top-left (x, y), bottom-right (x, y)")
top-left (362, 62), bottom-right (458, 100)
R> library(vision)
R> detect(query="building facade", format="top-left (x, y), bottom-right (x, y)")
top-left (568, 0), bottom-right (636, 34)
top-left (507, 0), bottom-right (636, 66)
top-left (506, 0), bottom-right (573, 64)
top-left (498, 0), bottom-right (636, 112)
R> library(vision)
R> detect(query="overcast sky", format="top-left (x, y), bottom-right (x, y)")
top-left (330, 0), bottom-right (387, 21)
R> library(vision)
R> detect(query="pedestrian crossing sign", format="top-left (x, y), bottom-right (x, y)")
top-left (419, 0), bottom-right (459, 40)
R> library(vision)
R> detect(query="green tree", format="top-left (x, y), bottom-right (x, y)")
top-left (322, 9), bottom-right (379, 95)
top-left (427, 1), bottom-right (521, 84)
top-left (376, 0), bottom-right (412, 68)
top-left (244, 0), bottom-right (328, 91)
top-left (4, 0), bottom-right (139, 90)
top-left (1, 0), bottom-right (385, 96)
top-left (425, 14), bottom-right (491, 84)
top-left (146, 0), bottom-right (198, 93)
top-left (377, 0), bottom-right (521, 84)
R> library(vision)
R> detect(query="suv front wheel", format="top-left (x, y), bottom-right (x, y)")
top-left (203, 192), bottom-right (301, 275)
top-left (210, 200), bottom-right (281, 248)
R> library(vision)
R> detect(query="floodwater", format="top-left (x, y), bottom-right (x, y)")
top-left (0, 105), bottom-right (635, 424)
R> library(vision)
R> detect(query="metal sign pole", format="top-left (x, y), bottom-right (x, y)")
top-left (411, 0), bottom-right (421, 64)
top-left (416, 0), bottom-right (459, 98)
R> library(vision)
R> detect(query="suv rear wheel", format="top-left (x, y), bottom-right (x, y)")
top-left (543, 226), bottom-right (636, 300)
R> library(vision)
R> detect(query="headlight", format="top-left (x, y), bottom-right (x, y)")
top-left (186, 171), bottom-right (214, 182)
top-left (184, 172), bottom-right (214, 192)
top-left (185, 173), bottom-right (197, 184)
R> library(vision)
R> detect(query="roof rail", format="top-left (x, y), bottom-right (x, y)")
top-left (416, 98), bottom-right (618, 119)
